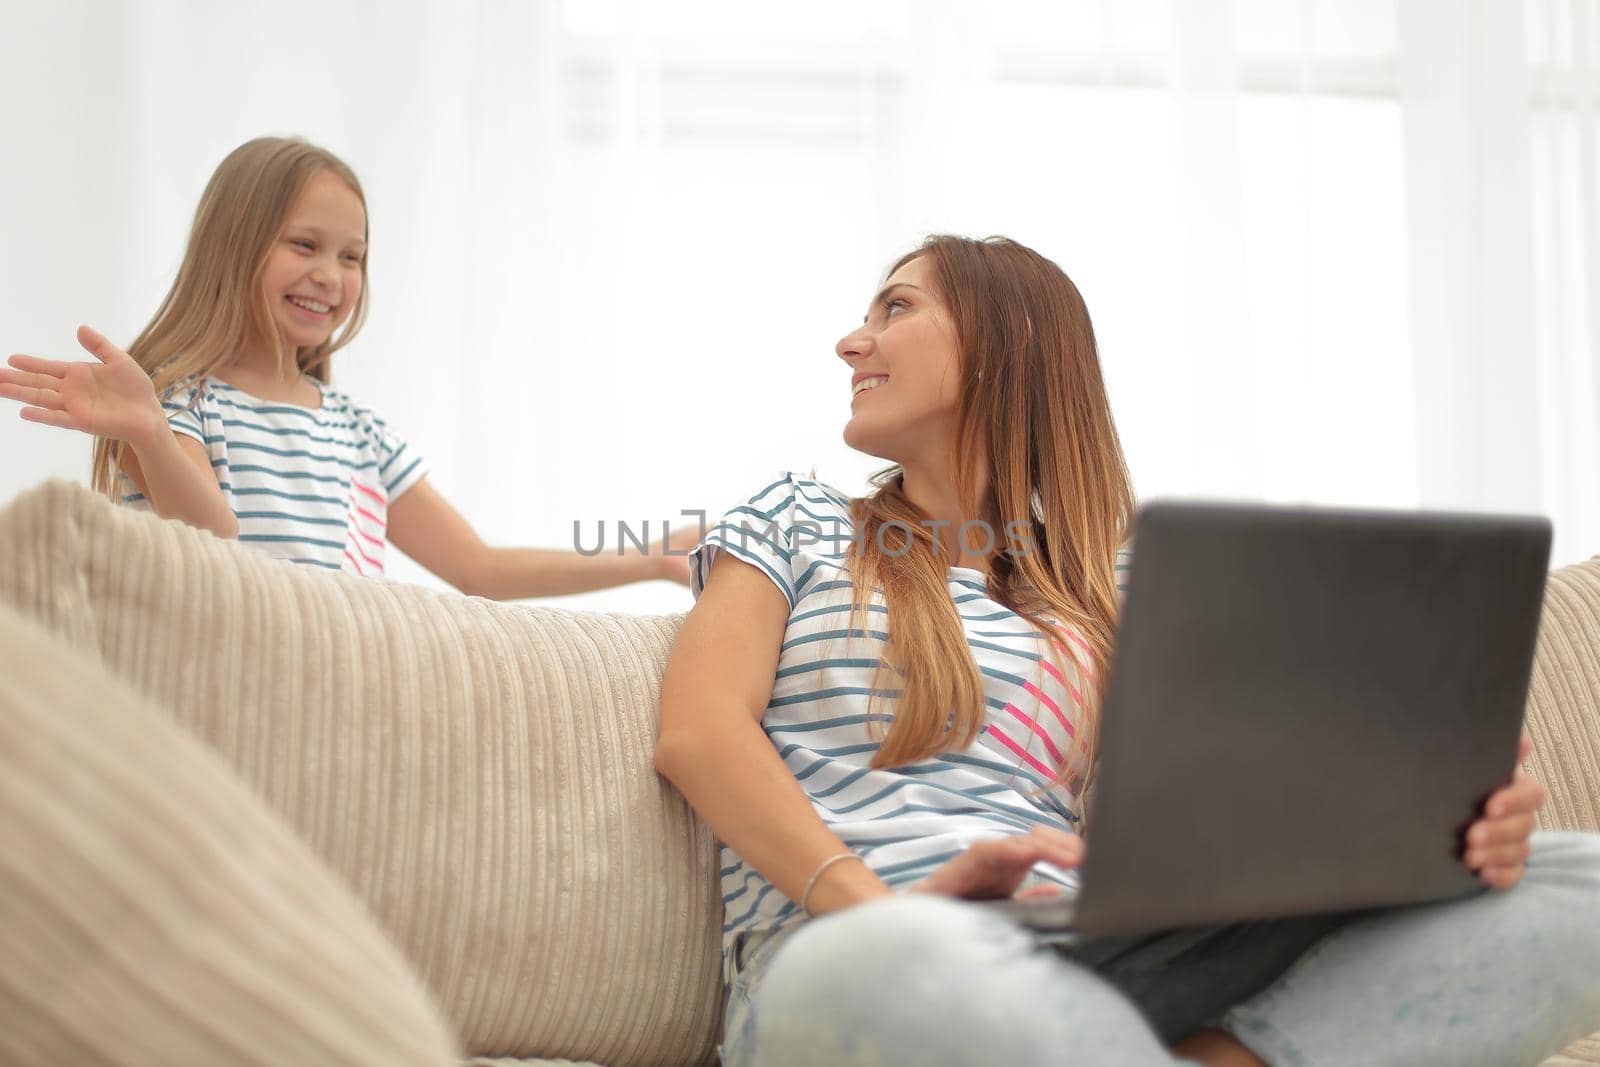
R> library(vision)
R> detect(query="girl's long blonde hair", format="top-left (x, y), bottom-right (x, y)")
top-left (849, 236), bottom-right (1134, 791)
top-left (91, 137), bottom-right (370, 495)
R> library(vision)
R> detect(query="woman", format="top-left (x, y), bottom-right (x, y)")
top-left (655, 235), bottom-right (1600, 1066)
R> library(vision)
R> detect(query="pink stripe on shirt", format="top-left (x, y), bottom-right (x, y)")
top-left (984, 723), bottom-right (1059, 781)
top-left (1055, 624), bottom-right (1093, 658)
top-left (1022, 680), bottom-right (1076, 739)
top-left (352, 480), bottom-right (386, 507)
top-left (1041, 647), bottom-right (1090, 699)
top-left (1003, 703), bottom-right (1066, 765)
top-left (348, 536), bottom-right (384, 574)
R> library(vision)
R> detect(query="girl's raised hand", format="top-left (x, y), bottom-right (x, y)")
top-left (1, 326), bottom-right (166, 445)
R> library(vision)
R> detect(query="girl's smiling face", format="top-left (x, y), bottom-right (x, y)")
top-left (260, 169), bottom-right (367, 353)
top-left (835, 254), bottom-right (963, 465)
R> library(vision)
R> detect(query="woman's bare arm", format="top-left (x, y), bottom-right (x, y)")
top-left (653, 553), bottom-right (891, 915)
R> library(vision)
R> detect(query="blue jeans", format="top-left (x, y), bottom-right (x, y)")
top-left (721, 832), bottom-right (1600, 1066)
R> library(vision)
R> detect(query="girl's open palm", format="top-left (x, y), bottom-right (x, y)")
top-left (1, 326), bottom-right (165, 444)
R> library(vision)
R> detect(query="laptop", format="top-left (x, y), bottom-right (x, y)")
top-left (987, 500), bottom-right (1551, 938)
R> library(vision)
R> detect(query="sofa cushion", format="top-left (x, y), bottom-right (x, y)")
top-left (0, 481), bottom-right (723, 1066)
top-left (1525, 556), bottom-right (1600, 833)
top-left (0, 601), bottom-right (459, 1066)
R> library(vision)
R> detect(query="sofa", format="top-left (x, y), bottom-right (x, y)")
top-left (0, 479), bottom-right (1595, 1066)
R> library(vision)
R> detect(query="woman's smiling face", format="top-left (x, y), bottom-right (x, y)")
top-left (835, 255), bottom-right (963, 465)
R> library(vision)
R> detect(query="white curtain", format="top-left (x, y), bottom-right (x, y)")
top-left (3, 0), bottom-right (1597, 611)
top-left (1528, 0), bottom-right (1600, 570)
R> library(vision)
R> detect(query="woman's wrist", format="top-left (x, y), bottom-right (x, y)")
top-left (800, 853), bottom-right (892, 917)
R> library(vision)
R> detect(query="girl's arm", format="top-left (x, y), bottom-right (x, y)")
top-left (653, 553), bottom-right (893, 916)
top-left (1, 326), bottom-right (237, 539)
top-left (119, 430), bottom-right (239, 540)
top-left (387, 477), bottom-right (694, 599)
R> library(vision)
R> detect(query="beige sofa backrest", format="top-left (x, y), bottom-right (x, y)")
top-left (1525, 557), bottom-right (1600, 833)
top-left (0, 482), bottom-right (724, 1067)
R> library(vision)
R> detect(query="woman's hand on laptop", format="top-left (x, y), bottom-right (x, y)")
top-left (1464, 733), bottom-right (1547, 890)
top-left (910, 826), bottom-right (1084, 900)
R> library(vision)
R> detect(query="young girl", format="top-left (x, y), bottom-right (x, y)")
top-left (655, 235), bottom-right (1600, 1066)
top-left (0, 137), bottom-right (691, 596)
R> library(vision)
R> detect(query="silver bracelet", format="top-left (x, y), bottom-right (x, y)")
top-left (800, 851), bottom-right (865, 916)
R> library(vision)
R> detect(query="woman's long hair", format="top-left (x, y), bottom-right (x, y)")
top-left (91, 137), bottom-right (370, 495)
top-left (848, 236), bottom-right (1134, 792)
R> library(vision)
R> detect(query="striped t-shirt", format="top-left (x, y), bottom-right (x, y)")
top-left (690, 473), bottom-right (1131, 967)
top-left (120, 377), bottom-right (428, 576)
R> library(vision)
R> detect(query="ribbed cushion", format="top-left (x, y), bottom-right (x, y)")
top-left (1525, 557), bottom-right (1600, 834)
top-left (1553, 1037), bottom-right (1600, 1066)
top-left (0, 481), bottom-right (723, 1066)
top-left (0, 602), bottom-right (459, 1066)
top-left (1523, 558), bottom-right (1600, 1066)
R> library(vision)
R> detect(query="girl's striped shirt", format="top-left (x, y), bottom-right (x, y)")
top-left (690, 473), bottom-right (1132, 971)
top-left (120, 377), bottom-right (428, 576)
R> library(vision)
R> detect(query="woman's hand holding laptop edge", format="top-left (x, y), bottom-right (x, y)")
top-left (909, 825), bottom-right (1084, 901)
top-left (1466, 732), bottom-right (1546, 890)
top-left (899, 728), bottom-right (1543, 903)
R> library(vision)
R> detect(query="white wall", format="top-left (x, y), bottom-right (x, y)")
top-left (4, 0), bottom-right (1595, 613)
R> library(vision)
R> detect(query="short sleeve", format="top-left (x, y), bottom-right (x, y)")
top-left (690, 474), bottom-right (803, 609)
top-left (372, 415), bottom-right (428, 500)
top-left (122, 381), bottom-right (208, 506)
top-left (158, 381), bottom-right (206, 445)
